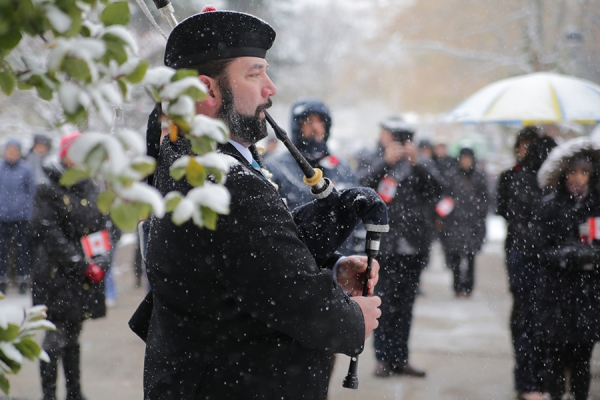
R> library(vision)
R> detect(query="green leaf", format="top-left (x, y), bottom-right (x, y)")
top-left (125, 60), bottom-right (147, 84)
top-left (17, 80), bottom-right (33, 90)
top-left (27, 74), bottom-right (55, 100)
top-left (63, 7), bottom-right (82, 38)
top-left (64, 105), bottom-right (87, 125)
top-left (97, 191), bottom-right (116, 214)
top-left (0, 349), bottom-right (21, 374)
top-left (0, 70), bottom-right (16, 95)
top-left (130, 158), bottom-right (155, 177)
top-left (180, 86), bottom-right (206, 102)
top-left (100, 1), bottom-right (130, 26)
top-left (59, 168), bottom-right (89, 187)
top-left (170, 117), bottom-right (190, 133)
top-left (117, 78), bottom-right (128, 99)
top-left (62, 57), bottom-right (91, 83)
top-left (14, 337), bottom-right (41, 361)
top-left (189, 136), bottom-right (216, 155)
top-left (103, 36), bottom-right (127, 65)
top-left (169, 165), bottom-right (186, 181)
top-left (165, 192), bottom-right (182, 212)
top-left (0, 373), bottom-right (9, 395)
top-left (85, 144), bottom-right (107, 175)
top-left (201, 206), bottom-right (218, 230)
top-left (0, 29), bottom-right (22, 51)
top-left (206, 168), bottom-right (225, 184)
top-left (0, 324), bottom-right (19, 342)
top-left (35, 82), bottom-right (54, 101)
top-left (185, 158), bottom-right (206, 187)
top-left (138, 203), bottom-right (152, 220)
top-left (109, 202), bottom-right (139, 232)
top-left (172, 69), bottom-right (198, 81)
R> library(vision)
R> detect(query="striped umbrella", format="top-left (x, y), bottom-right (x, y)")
top-left (443, 72), bottom-right (600, 125)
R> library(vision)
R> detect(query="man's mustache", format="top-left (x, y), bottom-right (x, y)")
top-left (256, 99), bottom-right (273, 116)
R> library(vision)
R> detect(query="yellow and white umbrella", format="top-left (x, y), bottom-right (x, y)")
top-left (443, 72), bottom-right (600, 125)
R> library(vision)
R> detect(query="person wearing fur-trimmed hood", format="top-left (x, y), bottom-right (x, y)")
top-left (533, 137), bottom-right (600, 400)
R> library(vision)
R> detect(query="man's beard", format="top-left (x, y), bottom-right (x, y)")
top-left (217, 84), bottom-right (270, 145)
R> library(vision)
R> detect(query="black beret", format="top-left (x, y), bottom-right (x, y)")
top-left (165, 9), bottom-right (276, 69)
top-left (380, 116), bottom-right (415, 142)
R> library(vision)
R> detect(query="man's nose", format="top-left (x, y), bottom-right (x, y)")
top-left (263, 76), bottom-right (277, 98)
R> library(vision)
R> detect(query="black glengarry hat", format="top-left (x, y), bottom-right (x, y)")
top-left (165, 7), bottom-right (276, 69)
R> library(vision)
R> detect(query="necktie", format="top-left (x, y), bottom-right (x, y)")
top-left (251, 159), bottom-right (267, 180)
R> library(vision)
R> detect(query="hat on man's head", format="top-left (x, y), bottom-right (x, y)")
top-left (380, 116), bottom-right (414, 143)
top-left (59, 131), bottom-right (82, 160)
top-left (5, 139), bottom-right (21, 151)
top-left (165, 6), bottom-right (276, 69)
top-left (459, 147), bottom-right (475, 158)
top-left (33, 133), bottom-right (52, 148)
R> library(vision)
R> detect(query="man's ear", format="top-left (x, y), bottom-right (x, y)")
top-left (199, 75), bottom-right (219, 109)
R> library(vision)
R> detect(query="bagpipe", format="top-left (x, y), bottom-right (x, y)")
top-left (138, 1), bottom-right (390, 388)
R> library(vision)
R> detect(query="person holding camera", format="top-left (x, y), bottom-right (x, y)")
top-left (30, 131), bottom-right (111, 400)
top-left (533, 147), bottom-right (600, 400)
top-left (357, 117), bottom-right (443, 378)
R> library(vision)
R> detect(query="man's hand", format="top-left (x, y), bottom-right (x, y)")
top-left (384, 141), bottom-right (405, 165)
top-left (352, 296), bottom-right (381, 339)
top-left (404, 141), bottom-right (418, 166)
top-left (336, 255), bottom-right (380, 297)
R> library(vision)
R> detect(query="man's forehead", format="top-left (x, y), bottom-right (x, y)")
top-left (230, 56), bottom-right (268, 70)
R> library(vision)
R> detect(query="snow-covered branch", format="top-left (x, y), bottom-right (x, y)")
top-left (0, 0), bottom-right (232, 234)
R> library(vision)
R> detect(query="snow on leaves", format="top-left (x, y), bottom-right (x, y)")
top-left (1, 0), bottom-right (232, 232)
top-left (0, 297), bottom-right (56, 395)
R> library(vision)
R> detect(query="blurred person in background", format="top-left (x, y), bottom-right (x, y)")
top-left (496, 126), bottom-right (557, 400)
top-left (0, 139), bottom-right (35, 294)
top-left (265, 98), bottom-right (360, 255)
top-left (31, 131), bottom-right (111, 400)
top-left (532, 148), bottom-right (600, 400)
top-left (417, 139), bottom-right (434, 160)
top-left (26, 133), bottom-right (52, 186)
top-left (357, 116), bottom-right (443, 378)
top-left (438, 147), bottom-right (488, 297)
top-left (260, 132), bottom-right (279, 160)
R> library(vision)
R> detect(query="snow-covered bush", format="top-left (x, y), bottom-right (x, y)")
top-left (0, 291), bottom-right (56, 395)
top-left (0, 0), bottom-right (231, 232)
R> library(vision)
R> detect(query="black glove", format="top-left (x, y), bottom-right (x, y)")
top-left (555, 244), bottom-right (600, 270)
top-left (91, 253), bottom-right (111, 272)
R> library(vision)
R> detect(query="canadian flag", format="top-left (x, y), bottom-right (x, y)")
top-left (588, 217), bottom-right (600, 241)
top-left (81, 230), bottom-right (112, 259)
top-left (435, 197), bottom-right (455, 217)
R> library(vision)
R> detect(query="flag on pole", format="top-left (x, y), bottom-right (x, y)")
top-left (81, 230), bottom-right (112, 259)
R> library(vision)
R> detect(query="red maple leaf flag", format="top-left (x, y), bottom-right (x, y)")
top-left (80, 230), bottom-right (112, 259)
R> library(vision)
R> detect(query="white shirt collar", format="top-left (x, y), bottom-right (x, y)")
top-left (228, 140), bottom-right (253, 164)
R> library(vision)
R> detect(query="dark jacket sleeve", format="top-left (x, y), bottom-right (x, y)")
top-left (358, 157), bottom-right (388, 189)
top-left (214, 167), bottom-right (365, 356)
top-left (413, 162), bottom-right (444, 202)
top-left (496, 170), bottom-right (510, 220)
top-left (32, 184), bottom-right (86, 275)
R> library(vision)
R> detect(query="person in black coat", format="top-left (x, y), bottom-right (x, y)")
top-left (31, 132), bottom-right (111, 400)
top-left (496, 127), bottom-right (557, 400)
top-left (133, 9), bottom-right (382, 400)
top-left (439, 147), bottom-right (488, 297)
top-left (357, 116), bottom-right (443, 378)
top-left (265, 98), bottom-right (361, 255)
top-left (534, 148), bottom-right (600, 400)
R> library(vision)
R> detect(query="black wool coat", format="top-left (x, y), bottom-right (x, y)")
top-left (141, 138), bottom-right (364, 400)
top-left (30, 160), bottom-right (109, 323)
top-left (534, 190), bottom-right (600, 343)
top-left (496, 165), bottom-right (543, 254)
top-left (440, 168), bottom-right (489, 255)
top-left (357, 146), bottom-right (443, 256)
